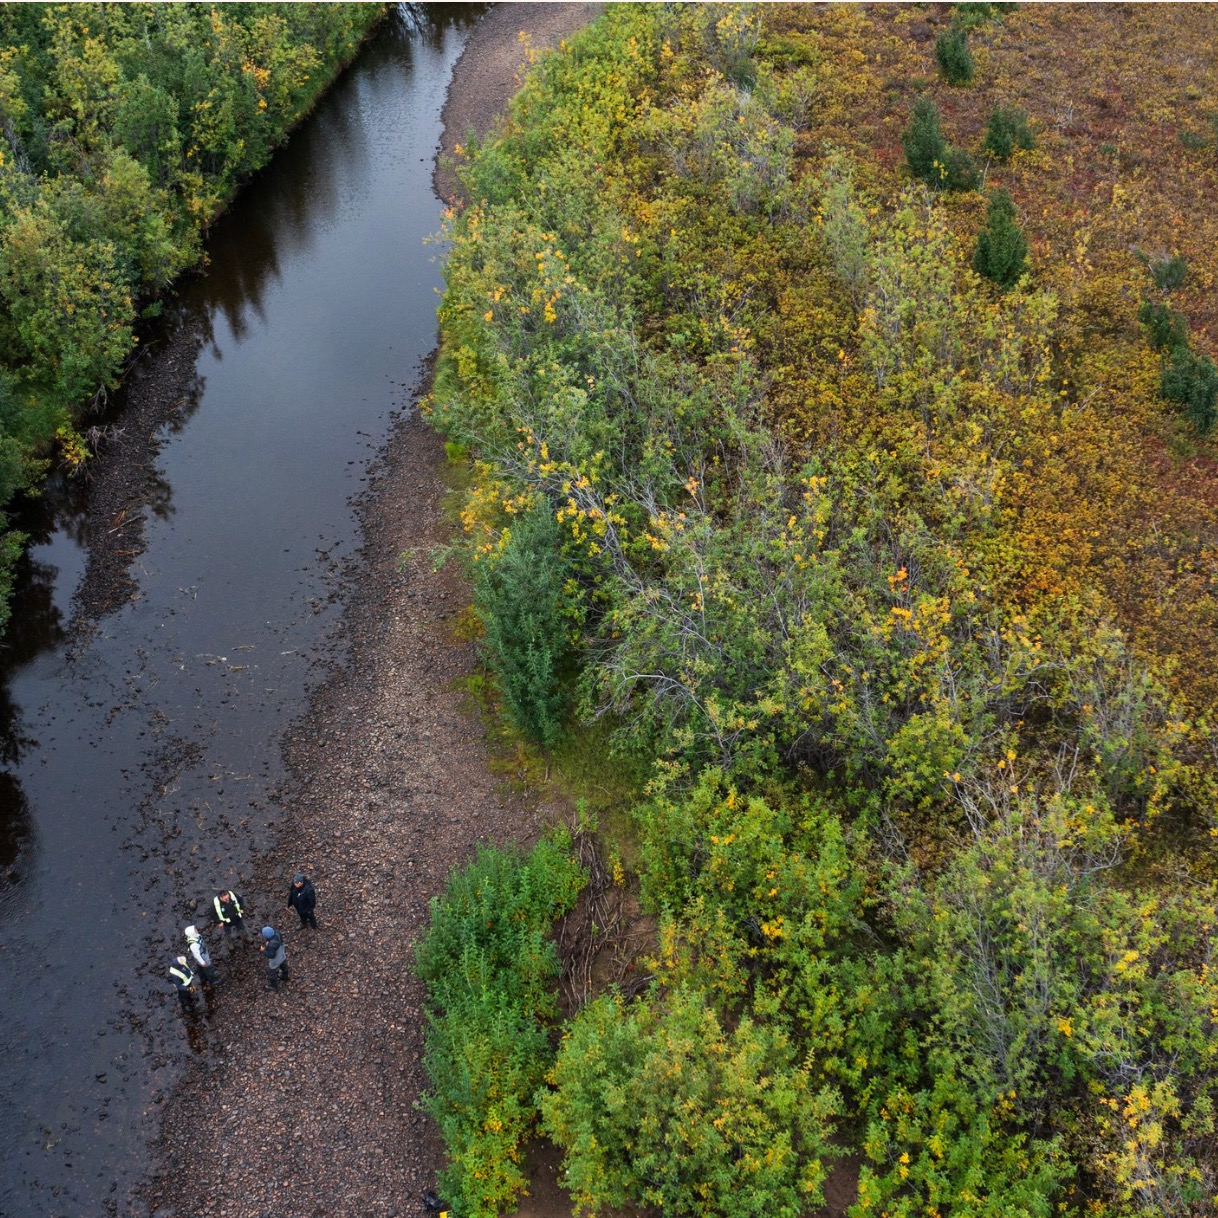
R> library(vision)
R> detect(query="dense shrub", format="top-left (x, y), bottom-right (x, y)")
top-left (984, 102), bottom-right (1035, 158)
top-left (430, 7), bottom-right (1218, 1214)
top-left (474, 503), bottom-right (574, 748)
top-left (936, 26), bottom-right (975, 85)
top-left (416, 834), bottom-right (586, 1218)
top-left (973, 188), bottom-right (1029, 287)
top-left (541, 987), bottom-right (840, 1218)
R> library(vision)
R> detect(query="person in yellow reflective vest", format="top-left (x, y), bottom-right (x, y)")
top-left (212, 888), bottom-right (252, 943)
top-left (168, 955), bottom-right (198, 1010)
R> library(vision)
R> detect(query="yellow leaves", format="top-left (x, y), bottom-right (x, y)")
top-left (55, 425), bottom-right (90, 473)
top-left (1057, 1017), bottom-right (1074, 1038)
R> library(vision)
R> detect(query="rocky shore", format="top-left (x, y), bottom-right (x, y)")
top-left (138, 6), bottom-right (599, 1216)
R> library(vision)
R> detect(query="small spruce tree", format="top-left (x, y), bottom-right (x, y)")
top-left (1162, 347), bottom-right (1218, 436)
top-left (984, 103), bottom-right (1035, 159)
top-left (903, 97), bottom-right (978, 191)
top-left (936, 27), bottom-right (975, 85)
top-left (1138, 300), bottom-right (1189, 352)
top-left (973, 188), bottom-right (1028, 288)
top-left (904, 96), bottom-right (947, 181)
top-left (1149, 253), bottom-right (1188, 292)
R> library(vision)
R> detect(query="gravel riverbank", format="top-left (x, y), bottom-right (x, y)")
top-left (138, 6), bottom-right (599, 1217)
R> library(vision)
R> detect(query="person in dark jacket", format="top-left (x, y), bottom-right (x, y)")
top-left (212, 889), bottom-right (251, 941)
top-left (260, 925), bottom-right (289, 990)
top-left (169, 955), bottom-right (198, 1009)
top-left (287, 874), bottom-right (318, 929)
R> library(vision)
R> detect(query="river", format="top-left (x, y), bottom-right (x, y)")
top-left (0, 7), bottom-right (479, 1214)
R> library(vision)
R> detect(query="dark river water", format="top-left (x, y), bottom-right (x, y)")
top-left (0, 8), bottom-right (478, 1214)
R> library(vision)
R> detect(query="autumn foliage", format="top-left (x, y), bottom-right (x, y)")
top-left (425, 6), bottom-right (1218, 1216)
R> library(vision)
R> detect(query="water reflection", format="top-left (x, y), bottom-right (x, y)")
top-left (0, 8), bottom-right (478, 1209)
top-left (0, 770), bottom-right (30, 888)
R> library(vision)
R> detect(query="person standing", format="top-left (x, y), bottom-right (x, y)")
top-left (212, 889), bottom-right (251, 942)
top-left (287, 873), bottom-right (318, 929)
top-left (168, 955), bottom-right (198, 1010)
top-left (260, 925), bottom-right (289, 990)
top-left (184, 924), bottom-right (220, 987)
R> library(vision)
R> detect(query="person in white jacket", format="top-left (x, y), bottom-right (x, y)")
top-left (184, 924), bottom-right (220, 987)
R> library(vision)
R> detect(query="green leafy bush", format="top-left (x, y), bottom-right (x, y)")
top-left (416, 834), bottom-right (587, 1218)
top-left (541, 987), bottom-right (840, 1218)
top-left (475, 503), bottom-right (575, 748)
top-left (984, 103), bottom-right (1035, 158)
top-left (1161, 345), bottom-right (1218, 435)
top-left (973, 188), bottom-right (1029, 288)
top-left (422, 987), bottom-right (552, 1218)
top-left (935, 27), bottom-right (975, 85)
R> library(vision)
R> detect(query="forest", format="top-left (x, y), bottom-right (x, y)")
top-left (0, 1), bottom-right (383, 626)
top-left (422, 5), bottom-right (1218, 1218)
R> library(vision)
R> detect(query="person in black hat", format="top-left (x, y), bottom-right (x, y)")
top-left (286, 873), bottom-right (318, 929)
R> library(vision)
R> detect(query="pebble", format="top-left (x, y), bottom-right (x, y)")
top-left (140, 7), bottom-right (601, 1217)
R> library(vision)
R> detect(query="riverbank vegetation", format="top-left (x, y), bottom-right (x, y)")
top-left (0, 2), bottom-right (382, 627)
top-left (424, 5), bottom-right (1218, 1217)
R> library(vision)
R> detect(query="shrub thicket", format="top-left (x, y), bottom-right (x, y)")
top-left (474, 502), bottom-right (574, 748)
top-left (541, 988), bottom-right (840, 1218)
top-left (428, 7), bottom-right (1218, 1215)
top-left (415, 834), bottom-right (586, 1218)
